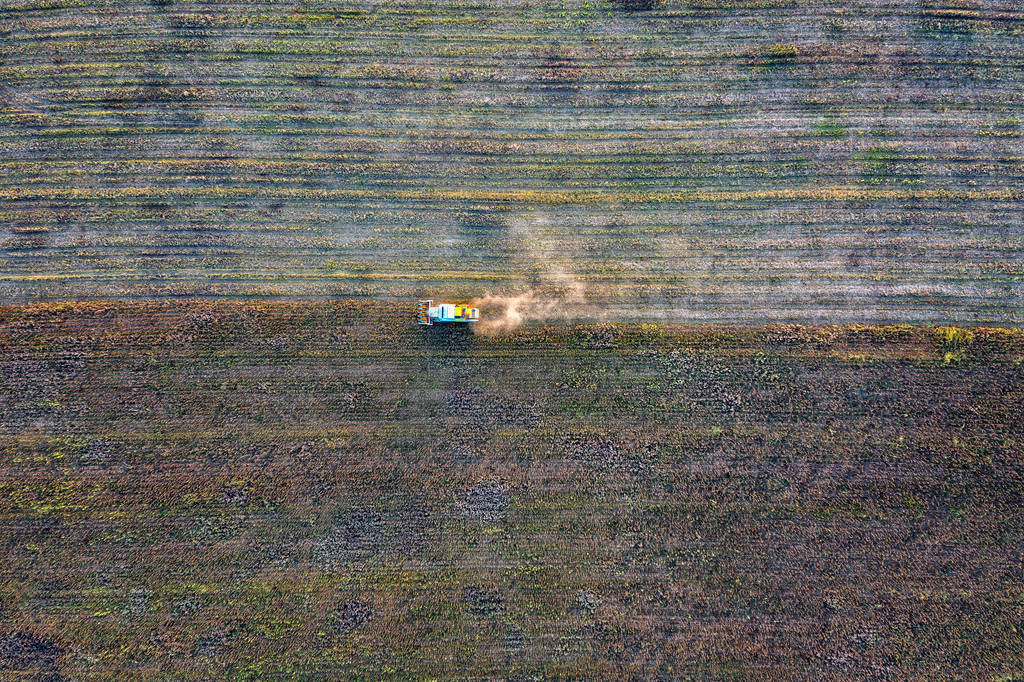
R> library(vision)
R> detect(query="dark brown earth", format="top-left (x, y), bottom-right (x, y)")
top-left (1, 300), bottom-right (1021, 678)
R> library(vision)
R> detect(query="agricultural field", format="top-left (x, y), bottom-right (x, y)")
top-left (3, 0), bottom-right (1024, 678)
top-left (1, 300), bottom-right (1023, 677)
top-left (2, 0), bottom-right (1023, 320)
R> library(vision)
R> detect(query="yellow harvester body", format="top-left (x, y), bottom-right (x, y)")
top-left (418, 300), bottom-right (479, 325)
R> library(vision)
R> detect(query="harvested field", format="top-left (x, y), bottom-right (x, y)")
top-left (1, 300), bottom-right (1022, 678)
top-left (3, 0), bottom-right (1024, 676)
top-left (2, 0), bottom-right (1023, 321)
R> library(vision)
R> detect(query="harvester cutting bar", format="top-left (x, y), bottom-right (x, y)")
top-left (417, 300), bottom-right (432, 325)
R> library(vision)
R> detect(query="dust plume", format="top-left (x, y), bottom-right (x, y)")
top-left (470, 215), bottom-right (598, 334)
top-left (471, 271), bottom-right (590, 334)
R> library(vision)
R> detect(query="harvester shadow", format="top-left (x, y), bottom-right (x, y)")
top-left (420, 322), bottom-right (476, 352)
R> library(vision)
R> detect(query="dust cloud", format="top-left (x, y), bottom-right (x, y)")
top-left (469, 216), bottom-right (600, 334)
top-left (471, 274), bottom-right (588, 334)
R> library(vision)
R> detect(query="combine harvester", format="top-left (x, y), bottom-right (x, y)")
top-left (417, 300), bottom-right (479, 326)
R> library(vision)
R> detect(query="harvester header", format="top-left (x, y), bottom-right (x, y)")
top-left (418, 300), bottom-right (479, 325)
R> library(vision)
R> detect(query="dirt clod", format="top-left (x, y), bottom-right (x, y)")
top-left (335, 600), bottom-right (373, 632)
top-left (464, 586), bottom-right (504, 616)
top-left (313, 509), bottom-right (383, 567)
top-left (459, 482), bottom-right (509, 523)
top-left (574, 590), bottom-right (598, 613)
top-left (562, 435), bottom-right (654, 480)
top-left (505, 623), bottom-right (527, 650)
top-left (124, 588), bottom-right (152, 615)
top-left (173, 595), bottom-right (203, 618)
top-left (0, 631), bottom-right (61, 671)
top-left (221, 486), bottom-right (248, 506)
top-left (195, 624), bottom-right (238, 658)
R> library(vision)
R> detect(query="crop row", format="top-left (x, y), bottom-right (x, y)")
top-left (0, 301), bottom-right (1022, 676)
top-left (2, 0), bottom-right (1022, 317)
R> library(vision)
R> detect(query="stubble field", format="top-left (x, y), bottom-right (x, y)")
top-left (2, 0), bottom-right (1023, 320)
